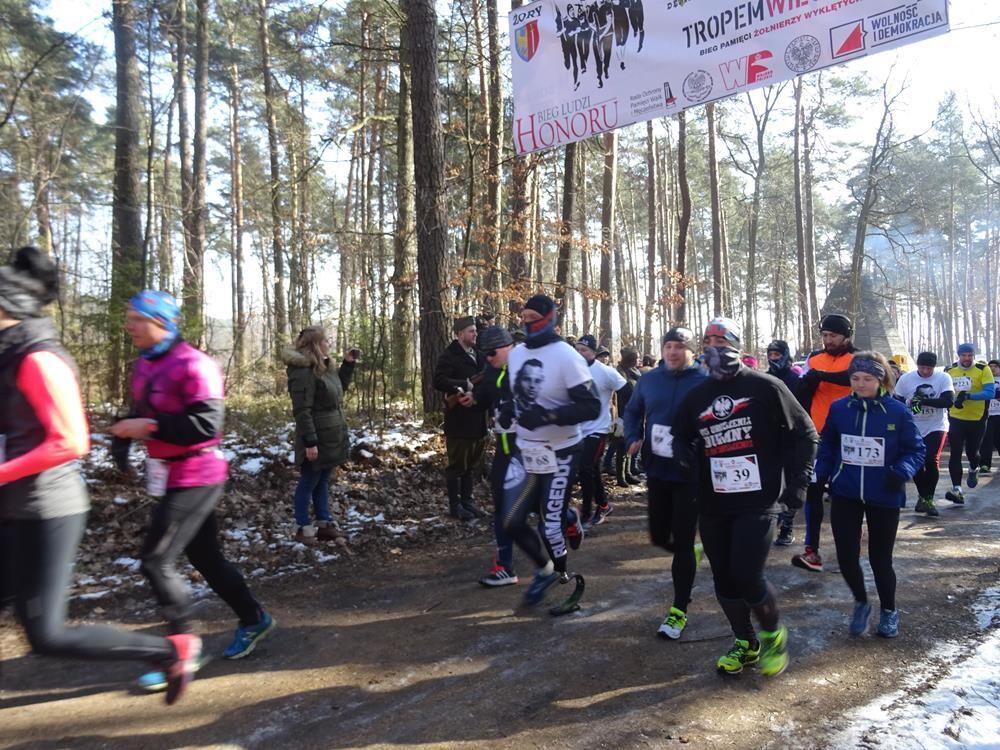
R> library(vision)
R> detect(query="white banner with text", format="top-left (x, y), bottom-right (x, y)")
top-left (509, 0), bottom-right (949, 155)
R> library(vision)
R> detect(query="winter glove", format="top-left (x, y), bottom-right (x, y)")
top-left (954, 392), bottom-right (968, 408)
top-left (910, 395), bottom-right (923, 414)
top-left (517, 407), bottom-right (554, 431)
top-left (110, 435), bottom-right (132, 473)
top-left (497, 402), bottom-right (515, 430)
top-left (779, 485), bottom-right (806, 510)
top-left (801, 368), bottom-right (823, 387)
top-left (884, 471), bottom-right (906, 492)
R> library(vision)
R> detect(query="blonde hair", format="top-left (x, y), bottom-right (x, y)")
top-left (295, 326), bottom-right (329, 376)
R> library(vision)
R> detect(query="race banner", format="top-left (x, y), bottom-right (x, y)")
top-left (509, 0), bottom-right (949, 155)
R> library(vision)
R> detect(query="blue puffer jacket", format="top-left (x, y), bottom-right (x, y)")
top-left (815, 391), bottom-right (925, 508)
top-left (623, 362), bottom-right (707, 482)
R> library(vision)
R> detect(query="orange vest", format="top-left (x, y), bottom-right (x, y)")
top-left (807, 351), bottom-right (853, 432)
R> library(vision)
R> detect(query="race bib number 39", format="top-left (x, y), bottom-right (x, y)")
top-left (650, 424), bottom-right (674, 458)
top-left (521, 443), bottom-right (557, 474)
top-left (841, 435), bottom-right (885, 467)
top-left (710, 455), bottom-right (762, 493)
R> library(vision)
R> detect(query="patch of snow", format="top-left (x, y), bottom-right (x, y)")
top-left (240, 456), bottom-right (267, 475)
top-left (112, 557), bottom-right (141, 572)
top-left (78, 590), bottom-right (110, 600)
top-left (838, 587), bottom-right (1000, 749)
top-left (112, 495), bottom-right (129, 505)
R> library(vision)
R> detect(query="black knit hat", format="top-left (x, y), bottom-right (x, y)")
top-left (819, 313), bottom-right (853, 337)
top-left (0, 246), bottom-right (59, 320)
top-left (523, 294), bottom-right (555, 317)
top-left (478, 325), bottom-right (513, 352)
top-left (767, 339), bottom-right (790, 356)
top-left (577, 334), bottom-right (598, 352)
top-left (916, 351), bottom-right (937, 367)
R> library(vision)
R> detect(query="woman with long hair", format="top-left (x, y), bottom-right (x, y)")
top-left (283, 326), bottom-right (357, 544)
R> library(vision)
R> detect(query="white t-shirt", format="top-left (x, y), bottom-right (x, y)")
top-left (579, 360), bottom-right (627, 437)
top-left (508, 339), bottom-right (593, 450)
top-left (894, 370), bottom-right (954, 436)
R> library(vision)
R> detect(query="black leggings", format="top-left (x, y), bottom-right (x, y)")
top-left (803, 480), bottom-right (825, 550)
top-left (489, 439), bottom-right (515, 572)
top-left (501, 444), bottom-right (582, 573)
top-left (647, 478), bottom-right (699, 611)
top-left (980, 416), bottom-right (1000, 470)
top-left (140, 484), bottom-right (262, 634)
top-left (913, 431), bottom-right (946, 497)
top-left (948, 418), bottom-right (986, 486)
top-left (577, 433), bottom-right (607, 519)
top-left (0, 513), bottom-right (173, 662)
top-left (829, 498), bottom-right (900, 611)
top-left (699, 511), bottom-right (780, 641)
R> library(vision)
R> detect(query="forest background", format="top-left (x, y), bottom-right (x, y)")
top-left (2, 0), bottom-right (1000, 420)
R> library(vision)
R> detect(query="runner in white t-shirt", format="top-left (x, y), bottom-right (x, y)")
top-left (893, 351), bottom-right (955, 516)
top-left (504, 294), bottom-right (601, 608)
top-left (572, 334), bottom-right (627, 528)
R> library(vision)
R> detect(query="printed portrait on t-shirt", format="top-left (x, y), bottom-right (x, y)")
top-left (514, 358), bottom-right (544, 412)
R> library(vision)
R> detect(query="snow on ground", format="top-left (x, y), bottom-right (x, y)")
top-left (837, 587), bottom-right (1000, 749)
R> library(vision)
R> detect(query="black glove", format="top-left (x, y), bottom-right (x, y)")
top-left (910, 396), bottom-right (923, 414)
top-left (954, 392), bottom-right (968, 408)
top-left (497, 402), bottom-right (515, 430)
top-left (779, 486), bottom-right (806, 510)
top-left (110, 435), bottom-right (132, 473)
top-left (802, 368), bottom-right (822, 386)
top-left (885, 471), bottom-right (906, 492)
top-left (517, 407), bottom-right (553, 431)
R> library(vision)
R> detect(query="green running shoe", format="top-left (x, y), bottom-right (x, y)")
top-left (716, 638), bottom-right (760, 674)
top-left (694, 542), bottom-right (703, 567)
top-left (914, 496), bottom-right (930, 514)
top-left (758, 625), bottom-right (789, 676)
top-left (657, 606), bottom-right (688, 640)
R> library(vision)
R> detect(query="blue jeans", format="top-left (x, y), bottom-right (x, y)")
top-left (294, 464), bottom-right (333, 527)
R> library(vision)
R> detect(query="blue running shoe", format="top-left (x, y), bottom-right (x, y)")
top-left (224, 612), bottom-right (276, 659)
top-left (876, 609), bottom-right (899, 638)
top-left (522, 571), bottom-right (561, 606)
top-left (137, 654), bottom-right (207, 693)
top-left (849, 601), bottom-right (871, 636)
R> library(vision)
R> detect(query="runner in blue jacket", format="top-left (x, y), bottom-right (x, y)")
top-left (815, 351), bottom-right (925, 640)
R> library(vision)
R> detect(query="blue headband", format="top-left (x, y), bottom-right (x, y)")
top-left (130, 290), bottom-right (180, 359)
top-left (848, 357), bottom-right (886, 380)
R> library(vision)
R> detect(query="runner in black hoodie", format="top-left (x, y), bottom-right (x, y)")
top-left (673, 318), bottom-right (817, 676)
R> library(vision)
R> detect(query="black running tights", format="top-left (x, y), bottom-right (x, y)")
top-left (647, 478), bottom-right (699, 611)
top-left (830, 497), bottom-right (899, 611)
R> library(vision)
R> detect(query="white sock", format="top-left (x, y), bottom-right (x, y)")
top-left (953, 485), bottom-right (962, 493)
top-left (539, 560), bottom-right (554, 576)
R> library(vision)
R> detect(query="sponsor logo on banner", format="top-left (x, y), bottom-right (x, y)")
top-left (515, 20), bottom-right (540, 62)
top-left (664, 82), bottom-right (677, 108)
top-left (719, 50), bottom-right (773, 92)
top-left (784, 35), bottom-right (821, 73)
top-left (868, 3), bottom-right (947, 47)
top-left (683, 70), bottom-right (713, 102)
top-left (830, 20), bottom-right (867, 58)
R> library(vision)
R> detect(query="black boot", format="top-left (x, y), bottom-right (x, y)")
top-left (460, 474), bottom-right (487, 518)
top-left (448, 476), bottom-right (473, 520)
top-left (615, 452), bottom-right (629, 487)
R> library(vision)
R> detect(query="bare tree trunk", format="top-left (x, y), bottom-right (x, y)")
top-left (483, 0), bottom-right (503, 295)
top-left (599, 131), bottom-right (617, 345)
top-left (644, 121), bottom-right (657, 354)
top-left (258, 0), bottom-right (287, 358)
top-left (182, 0), bottom-right (208, 346)
top-left (675, 111), bottom-right (691, 324)
top-left (391, 10), bottom-right (417, 396)
top-left (406, 0), bottom-right (451, 415)
top-left (174, 0), bottom-right (193, 289)
top-left (793, 78), bottom-right (809, 351)
top-left (555, 143), bottom-right (576, 321)
top-left (225, 16), bottom-right (247, 375)
top-left (706, 103), bottom-right (723, 317)
top-left (109, 0), bottom-right (145, 400)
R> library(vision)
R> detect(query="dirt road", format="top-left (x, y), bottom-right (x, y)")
top-left (2, 475), bottom-right (999, 749)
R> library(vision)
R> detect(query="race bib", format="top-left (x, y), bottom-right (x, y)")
top-left (990, 400), bottom-right (1000, 416)
top-left (710, 455), bottom-right (762, 493)
top-left (650, 424), bottom-right (674, 458)
top-left (841, 435), bottom-right (885, 467)
top-left (146, 457), bottom-right (170, 497)
top-left (611, 418), bottom-right (625, 438)
top-left (521, 443), bottom-right (557, 474)
top-left (952, 375), bottom-right (972, 392)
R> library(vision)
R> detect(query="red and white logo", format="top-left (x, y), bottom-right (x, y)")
top-left (718, 50), bottom-right (773, 92)
top-left (830, 20), bottom-right (867, 58)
